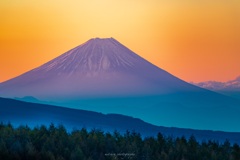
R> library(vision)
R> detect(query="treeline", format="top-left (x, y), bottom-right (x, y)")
top-left (0, 123), bottom-right (240, 160)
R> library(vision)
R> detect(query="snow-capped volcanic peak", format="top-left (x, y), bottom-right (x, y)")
top-left (36, 38), bottom-right (146, 76)
top-left (0, 37), bottom-right (198, 98)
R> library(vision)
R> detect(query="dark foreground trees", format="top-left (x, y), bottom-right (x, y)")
top-left (0, 123), bottom-right (240, 160)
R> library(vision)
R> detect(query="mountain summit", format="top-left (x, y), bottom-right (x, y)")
top-left (1, 38), bottom-right (240, 131)
top-left (37, 37), bottom-right (148, 74)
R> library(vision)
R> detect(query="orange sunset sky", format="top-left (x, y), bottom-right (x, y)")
top-left (0, 1), bottom-right (240, 83)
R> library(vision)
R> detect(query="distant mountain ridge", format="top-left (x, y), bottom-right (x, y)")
top-left (191, 76), bottom-right (240, 100)
top-left (1, 38), bottom-right (240, 132)
top-left (1, 97), bottom-right (240, 144)
top-left (191, 76), bottom-right (240, 91)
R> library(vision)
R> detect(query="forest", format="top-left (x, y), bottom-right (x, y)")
top-left (0, 123), bottom-right (240, 160)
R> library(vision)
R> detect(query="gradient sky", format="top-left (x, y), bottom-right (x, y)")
top-left (0, 1), bottom-right (240, 83)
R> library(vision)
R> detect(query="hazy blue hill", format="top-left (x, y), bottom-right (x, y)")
top-left (14, 96), bottom-right (41, 103)
top-left (57, 92), bottom-right (240, 132)
top-left (1, 97), bottom-right (240, 144)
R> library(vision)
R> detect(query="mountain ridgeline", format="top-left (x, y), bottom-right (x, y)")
top-left (0, 38), bottom-right (240, 132)
top-left (1, 97), bottom-right (240, 144)
top-left (191, 76), bottom-right (240, 100)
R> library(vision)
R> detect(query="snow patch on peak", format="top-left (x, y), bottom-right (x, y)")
top-left (101, 56), bottom-right (110, 70)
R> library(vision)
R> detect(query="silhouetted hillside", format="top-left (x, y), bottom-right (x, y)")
top-left (1, 97), bottom-right (240, 144)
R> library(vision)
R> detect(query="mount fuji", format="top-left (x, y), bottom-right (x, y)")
top-left (1, 38), bottom-right (240, 132)
top-left (0, 38), bottom-right (199, 98)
